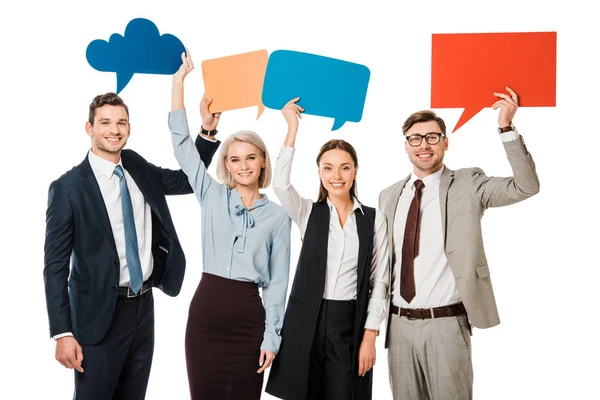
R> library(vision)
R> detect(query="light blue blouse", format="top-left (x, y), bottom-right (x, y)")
top-left (168, 109), bottom-right (291, 353)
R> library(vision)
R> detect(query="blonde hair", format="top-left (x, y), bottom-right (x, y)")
top-left (216, 131), bottom-right (272, 189)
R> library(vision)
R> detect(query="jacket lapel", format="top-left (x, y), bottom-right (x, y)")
top-left (382, 175), bottom-right (410, 302)
top-left (383, 175), bottom-right (409, 348)
top-left (386, 175), bottom-right (410, 250)
top-left (122, 153), bottom-right (163, 223)
top-left (438, 166), bottom-right (454, 247)
top-left (79, 156), bottom-right (118, 254)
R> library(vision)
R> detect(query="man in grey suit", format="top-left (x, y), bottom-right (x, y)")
top-left (379, 87), bottom-right (539, 399)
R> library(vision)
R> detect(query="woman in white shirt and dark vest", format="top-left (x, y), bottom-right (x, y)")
top-left (169, 51), bottom-right (292, 399)
top-left (266, 99), bottom-right (389, 400)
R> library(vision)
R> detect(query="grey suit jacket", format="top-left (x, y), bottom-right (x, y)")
top-left (379, 136), bottom-right (539, 336)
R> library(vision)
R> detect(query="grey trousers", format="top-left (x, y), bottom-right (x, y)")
top-left (388, 313), bottom-right (473, 400)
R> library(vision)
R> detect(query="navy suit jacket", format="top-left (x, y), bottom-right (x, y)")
top-left (44, 137), bottom-right (221, 346)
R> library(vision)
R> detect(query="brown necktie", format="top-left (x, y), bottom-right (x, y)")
top-left (400, 179), bottom-right (424, 303)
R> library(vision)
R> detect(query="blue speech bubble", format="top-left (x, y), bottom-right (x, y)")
top-left (262, 50), bottom-right (370, 130)
top-left (86, 18), bottom-right (185, 93)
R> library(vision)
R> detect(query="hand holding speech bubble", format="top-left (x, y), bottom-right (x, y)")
top-left (431, 32), bottom-right (557, 132)
top-left (201, 50), bottom-right (268, 119)
top-left (86, 18), bottom-right (185, 94)
top-left (262, 50), bottom-right (371, 131)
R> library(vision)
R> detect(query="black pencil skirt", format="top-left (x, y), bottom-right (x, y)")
top-left (185, 272), bottom-right (265, 400)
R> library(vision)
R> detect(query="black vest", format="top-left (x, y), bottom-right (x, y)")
top-left (266, 202), bottom-right (376, 400)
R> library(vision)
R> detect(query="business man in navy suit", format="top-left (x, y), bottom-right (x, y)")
top-left (43, 92), bottom-right (220, 399)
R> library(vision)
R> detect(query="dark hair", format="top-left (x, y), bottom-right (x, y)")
top-left (402, 110), bottom-right (446, 135)
top-left (88, 92), bottom-right (129, 125)
top-left (315, 139), bottom-right (359, 203)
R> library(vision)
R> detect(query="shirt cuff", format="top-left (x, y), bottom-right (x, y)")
top-left (53, 332), bottom-right (73, 340)
top-left (277, 145), bottom-right (295, 159)
top-left (199, 134), bottom-right (218, 143)
top-left (364, 314), bottom-right (382, 331)
top-left (260, 332), bottom-right (282, 354)
top-left (500, 127), bottom-right (521, 142)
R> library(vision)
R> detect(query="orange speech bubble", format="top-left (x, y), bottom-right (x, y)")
top-left (201, 50), bottom-right (268, 119)
top-left (431, 32), bottom-right (557, 132)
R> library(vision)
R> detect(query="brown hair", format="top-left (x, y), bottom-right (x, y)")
top-left (402, 110), bottom-right (446, 135)
top-left (88, 92), bottom-right (129, 125)
top-left (315, 139), bottom-right (359, 203)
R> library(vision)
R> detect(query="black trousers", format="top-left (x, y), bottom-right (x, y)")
top-left (307, 299), bottom-right (356, 400)
top-left (73, 290), bottom-right (154, 400)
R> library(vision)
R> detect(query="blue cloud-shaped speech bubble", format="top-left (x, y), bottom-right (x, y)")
top-left (262, 50), bottom-right (371, 131)
top-left (86, 18), bottom-right (185, 93)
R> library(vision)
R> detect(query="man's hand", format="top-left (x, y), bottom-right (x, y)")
top-left (257, 349), bottom-right (275, 373)
top-left (358, 330), bottom-right (377, 377)
top-left (55, 336), bottom-right (84, 373)
top-left (493, 86), bottom-right (519, 128)
top-left (199, 94), bottom-right (222, 132)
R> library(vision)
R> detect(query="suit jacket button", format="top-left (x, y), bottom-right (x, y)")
top-left (115, 260), bottom-right (119, 265)
top-left (113, 285), bottom-right (118, 291)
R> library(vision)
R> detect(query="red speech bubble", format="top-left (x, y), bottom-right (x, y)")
top-left (431, 32), bottom-right (556, 132)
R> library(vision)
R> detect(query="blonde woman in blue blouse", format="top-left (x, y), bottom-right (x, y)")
top-left (169, 50), bottom-right (291, 399)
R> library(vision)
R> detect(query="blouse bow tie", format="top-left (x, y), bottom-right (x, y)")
top-left (234, 205), bottom-right (256, 252)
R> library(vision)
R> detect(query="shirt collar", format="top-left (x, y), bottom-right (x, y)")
top-left (326, 197), bottom-right (364, 215)
top-left (408, 166), bottom-right (444, 190)
top-left (88, 149), bottom-right (123, 179)
top-left (230, 187), bottom-right (269, 211)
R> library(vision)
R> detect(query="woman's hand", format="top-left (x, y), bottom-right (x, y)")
top-left (358, 330), bottom-right (377, 377)
top-left (282, 97), bottom-right (304, 147)
top-left (173, 48), bottom-right (194, 83)
top-left (257, 349), bottom-right (275, 374)
top-left (171, 48), bottom-right (194, 111)
top-left (282, 97), bottom-right (304, 133)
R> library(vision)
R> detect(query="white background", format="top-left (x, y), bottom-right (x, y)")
top-left (1, 0), bottom-right (598, 398)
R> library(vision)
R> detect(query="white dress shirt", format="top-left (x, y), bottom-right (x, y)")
top-left (88, 150), bottom-right (154, 286)
top-left (273, 146), bottom-right (389, 330)
top-left (392, 167), bottom-right (460, 308)
top-left (392, 130), bottom-right (520, 309)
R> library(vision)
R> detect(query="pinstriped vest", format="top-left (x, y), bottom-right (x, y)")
top-left (266, 202), bottom-right (376, 400)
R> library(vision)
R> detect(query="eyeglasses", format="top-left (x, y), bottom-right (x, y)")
top-left (404, 132), bottom-right (446, 147)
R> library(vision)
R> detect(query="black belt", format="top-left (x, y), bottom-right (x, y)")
top-left (391, 302), bottom-right (467, 320)
top-left (117, 281), bottom-right (152, 299)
